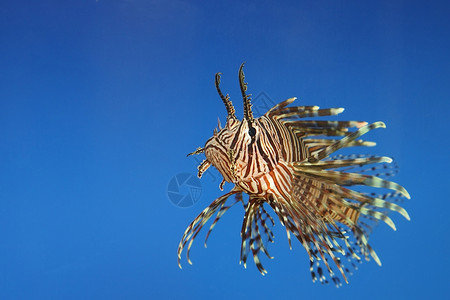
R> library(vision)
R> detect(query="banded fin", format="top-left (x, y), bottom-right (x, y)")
top-left (240, 199), bottom-right (276, 275)
top-left (306, 122), bottom-right (386, 163)
top-left (294, 167), bottom-right (410, 199)
top-left (177, 188), bottom-right (241, 268)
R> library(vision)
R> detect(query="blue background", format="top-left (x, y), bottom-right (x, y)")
top-left (1, 1), bottom-right (449, 299)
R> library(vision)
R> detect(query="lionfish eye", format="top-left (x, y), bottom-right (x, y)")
top-left (248, 126), bottom-right (256, 137)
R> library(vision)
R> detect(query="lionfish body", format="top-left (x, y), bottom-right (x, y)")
top-left (178, 64), bottom-right (410, 286)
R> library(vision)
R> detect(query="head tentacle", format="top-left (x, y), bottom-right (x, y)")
top-left (215, 72), bottom-right (236, 120)
top-left (239, 62), bottom-right (254, 124)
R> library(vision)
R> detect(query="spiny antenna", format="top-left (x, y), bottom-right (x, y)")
top-left (215, 72), bottom-right (236, 119)
top-left (239, 62), bottom-right (254, 124)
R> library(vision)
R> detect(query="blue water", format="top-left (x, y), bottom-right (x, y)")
top-left (1, 1), bottom-right (449, 299)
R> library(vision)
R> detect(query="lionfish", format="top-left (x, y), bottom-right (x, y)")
top-left (177, 63), bottom-right (410, 286)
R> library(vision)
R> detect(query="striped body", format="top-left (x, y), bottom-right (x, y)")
top-left (177, 64), bottom-right (410, 286)
top-left (204, 115), bottom-right (301, 190)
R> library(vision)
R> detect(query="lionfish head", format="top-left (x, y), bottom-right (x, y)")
top-left (200, 63), bottom-right (271, 183)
